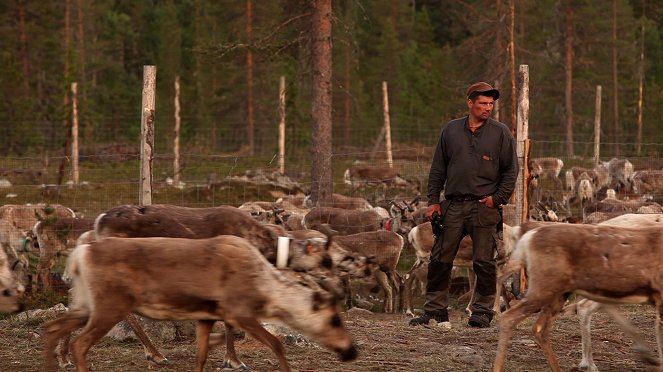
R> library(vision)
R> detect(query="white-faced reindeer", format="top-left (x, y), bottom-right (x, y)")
top-left (494, 222), bottom-right (663, 372)
top-left (42, 236), bottom-right (357, 372)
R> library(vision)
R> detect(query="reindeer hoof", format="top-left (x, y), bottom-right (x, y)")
top-left (61, 362), bottom-right (75, 369)
top-left (146, 354), bottom-right (170, 365)
top-left (223, 360), bottom-right (249, 370)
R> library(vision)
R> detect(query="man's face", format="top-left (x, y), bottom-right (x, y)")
top-left (468, 95), bottom-right (495, 122)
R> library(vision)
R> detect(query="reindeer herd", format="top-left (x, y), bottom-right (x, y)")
top-left (0, 160), bottom-right (663, 370)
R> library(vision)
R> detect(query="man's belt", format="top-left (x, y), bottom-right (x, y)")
top-left (448, 195), bottom-right (486, 202)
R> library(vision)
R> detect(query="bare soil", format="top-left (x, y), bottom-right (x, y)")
top-left (0, 302), bottom-right (658, 372)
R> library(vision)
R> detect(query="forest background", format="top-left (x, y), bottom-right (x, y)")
top-left (1, 0), bottom-right (663, 163)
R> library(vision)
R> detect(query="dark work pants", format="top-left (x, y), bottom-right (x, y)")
top-left (423, 199), bottom-right (501, 316)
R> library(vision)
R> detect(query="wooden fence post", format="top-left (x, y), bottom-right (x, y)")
top-left (594, 85), bottom-right (602, 166)
top-left (71, 82), bottom-right (79, 185)
top-left (140, 65), bottom-right (156, 206)
top-left (382, 81), bottom-right (393, 168)
top-left (515, 65), bottom-right (529, 226)
top-left (279, 76), bottom-right (286, 174)
top-left (515, 65), bottom-right (530, 294)
top-left (173, 75), bottom-right (181, 184)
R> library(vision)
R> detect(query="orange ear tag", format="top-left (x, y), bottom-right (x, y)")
top-left (306, 244), bottom-right (315, 254)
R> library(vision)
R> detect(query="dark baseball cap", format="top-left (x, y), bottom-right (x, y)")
top-left (466, 82), bottom-right (500, 100)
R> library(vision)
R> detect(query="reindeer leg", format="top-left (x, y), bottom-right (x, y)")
top-left (194, 320), bottom-right (214, 372)
top-left (374, 270), bottom-right (392, 313)
top-left (465, 268), bottom-right (476, 315)
top-left (37, 246), bottom-right (56, 292)
top-left (493, 298), bottom-right (543, 372)
top-left (602, 304), bottom-right (659, 367)
top-left (42, 310), bottom-right (88, 372)
top-left (57, 332), bottom-right (74, 369)
top-left (403, 267), bottom-right (417, 317)
top-left (221, 323), bottom-right (248, 370)
top-left (656, 304), bottom-right (663, 370)
top-left (71, 313), bottom-right (126, 372)
top-left (125, 314), bottom-right (169, 365)
top-left (577, 298), bottom-right (601, 372)
top-left (342, 276), bottom-right (353, 310)
top-left (236, 318), bottom-right (290, 372)
top-left (532, 298), bottom-right (565, 372)
top-left (390, 271), bottom-right (404, 313)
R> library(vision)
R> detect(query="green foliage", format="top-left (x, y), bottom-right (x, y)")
top-left (0, 0), bottom-right (661, 158)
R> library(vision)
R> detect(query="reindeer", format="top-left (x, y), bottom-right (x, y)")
top-left (565, 164), bottom-right (610, 192)
top-left (0, 246), bottom-right (24, 313)
top-left (604, 158), bottom-right (634, 191)
top-left (494, 223), bottom-right (663, 372)
top-left (343, 166), bottom-right (420, 195)
top-left (0, 204), bottom-right (76, 288)
top-left (528, 157), bottom-right (564, 189)
top-left (52, 204), bottom-right (359, 369)
top-left (334, 231), bottom-right (404, 313)
top-left (32, 217), bottom-right (95, 291)
top-left (42, 236), bottom-right (357, 372)
top-left (303, 203), bottom-right (415, 236)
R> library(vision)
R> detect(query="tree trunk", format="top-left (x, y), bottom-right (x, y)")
top-left (495, 0), bottom-right (503, 122)
top-left (17, 0), bottom-right (30, 95)
top-left (508, 0), bottom-right (517, 136)
top-left (564, 0), bottom-right (574, 157)
top-left (344, 33), bottom-right (351, 145)
top-left (64, 0), bottom-right (71, 115)
top-left (76, 0), bottom-right (86, 97)
top-left (246, 0), bottom-right (255, 156)
top-left (309, 0), bottom-right (333, 207)
top-left (58, 0), bottom-right (73, 186)
top-left (636, 3), bottom-right (645, 156)
top-left (611, 0), bottom-right (620, 155)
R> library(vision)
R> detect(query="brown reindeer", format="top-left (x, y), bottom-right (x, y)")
top-left (494, 223), bottom-right (663, 372)
top-left (51, 204), bottom-right (356, 369)
top-left (42, 236), bottom-right (357, 372)
top-left (32, 217), bottom-right (95, 291)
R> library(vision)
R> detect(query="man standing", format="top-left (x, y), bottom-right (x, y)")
top-left (409, 82), bottom-right (518, 328)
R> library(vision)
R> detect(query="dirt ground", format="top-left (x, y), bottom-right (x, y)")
top-left (0, 301), bottom-right (659, 372)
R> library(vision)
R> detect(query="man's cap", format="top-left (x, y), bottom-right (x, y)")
top-left (466, 82), bottom-right (500, 100)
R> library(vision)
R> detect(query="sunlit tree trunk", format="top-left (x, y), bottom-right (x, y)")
top-left (310, 0), bottom-right (333, 207)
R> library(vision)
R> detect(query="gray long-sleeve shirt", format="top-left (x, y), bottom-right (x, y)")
top-left (427, 116), bottom-right (518, 206)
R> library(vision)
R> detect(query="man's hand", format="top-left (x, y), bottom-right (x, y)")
top-left (480, 195), bottom-right (495, 208)
top-left (426, 203), bottom-right (441, 221)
